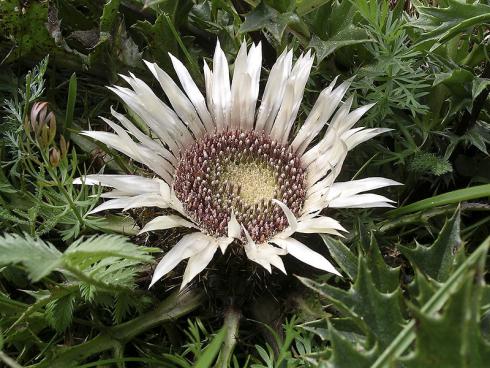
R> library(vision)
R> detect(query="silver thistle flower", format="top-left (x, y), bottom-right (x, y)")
top-left (75, 41), bottom-right (401, 289)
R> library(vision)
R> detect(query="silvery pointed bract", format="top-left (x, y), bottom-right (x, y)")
top-left (75, 40), bottom-right (401, 289)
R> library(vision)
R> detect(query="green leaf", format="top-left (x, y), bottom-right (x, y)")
top-left (307, 0), bottom-right (370, 63)
top-left (387, 184), bottom-right (490, 217)
top-left (64, 73), bottom-right (77, 133)
top-left (45, 291), bottom-right (76, 332)
top-left (401, 272), bottom-right (490, 367)
top-left (0, 233), bottom-right (154, 292)
top-left (132, 13), bottom-right (179, 71)
top-left (326, 323), bottom-right (376, 368)
top-left (297, 0), bottom-right (332, 16)
top-left (194, 328), bottom-right (226, 368)
top-left (300, 258), bottom-right (406, 349)
top-left (412, 0), bottom-right (490, 50)
top-left (399, 208), bottom-right (462, 282)
top-left (0, 0), bottom-right (55, 63)
top-left (100, 0), bottom-right (121, 33)
top-left (64, 234), bottom-right (153, 263)
top-left (433, 68), bottom-right (474, 99)
top-left (408, 269), bottom-right (438, 307)
top-left (472, 77), bottom-right (490, 100)
top-left (0, 233), bottom-right (62, 281)
top-left (372, 236), bottom-right (490, 368)
top-left (240, 1), bottom-right (307, 42)
top-left (362, 236), bottom-right (400, 293)
top-left (321, 235), bottom-right (357, 281)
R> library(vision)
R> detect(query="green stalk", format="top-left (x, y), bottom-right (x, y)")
top-left (387, 184), bottom-right (490, 217)
top-left (215, 307), bottom-right (241, 368)
top-left (372, 236), bottom-right (490, 367)
top-left (378, 202), bottom-right (489, 233)
top-left (31, 290), bottom-right (203, 368)
top-left (0, 350), bottom-right (24, 368)
top-left (64, 73), bottom-right (77, 135)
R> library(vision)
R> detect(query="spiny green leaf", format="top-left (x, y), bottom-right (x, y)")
top-left (356, 224), bottom-right (399, 293)
top-left (240, 1), bottom-right (308, 42)
top-left (321, 323), bottom-right (376, 368)
top-left (399, 208), bottom-right (462, 282)
top-left (300, 258), bottom-right (406, 349)
top-left (321, 235), bottom-right (357, 281)
top-left (412, 0), bottom-right (490, 49)
top-left (307, 0), bottom-right (370, 63)
top-left (401, 271), bottom-right (490, 368)
top-left (408, 269), bottom-right (438, 307)
top-left (372, 237), bottom-right (489, 368)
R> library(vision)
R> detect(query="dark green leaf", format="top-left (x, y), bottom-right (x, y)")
top-left (326, 323), bottom-right (376, 368)
top-left (321, 235), bottom-right (357, 281)
top-left (240, 1), bottom-right (307, 42)
top-left (399, 208), bottom-right (462, 282)
top-left (300, 258), bottom-right (406, 349)
top-left (307, 0), bottom-right (370, 62)
top-left (64, 73), bottom-right (77, 133)
top-left (401, 272), bottom-right (490, 368)
top-left (412, 0), bottom-right (490, 49)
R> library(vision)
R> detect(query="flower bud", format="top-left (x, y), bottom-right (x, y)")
top-left (59, 135), bottom-right (69, 159)
top-left (29, 102), bottom-right (56, 146)
top-left (49, 147), bottom-right (60, 167)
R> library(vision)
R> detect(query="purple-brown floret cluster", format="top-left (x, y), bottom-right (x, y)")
top-left (173, 130), bottom-right (306, 243)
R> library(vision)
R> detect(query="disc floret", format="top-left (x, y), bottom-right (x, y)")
top-left (173, 130), bottom-right (306, 243)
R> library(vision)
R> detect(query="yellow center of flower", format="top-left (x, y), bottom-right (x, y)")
top-left (221, 161), bottom-right (278, 207)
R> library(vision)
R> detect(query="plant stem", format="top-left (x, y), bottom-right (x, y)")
top-left (0, 351), bottom-right (24, 368)
top-left (386, 184), bottom-right (490, 217)
top-left (216, 307), bottom-right (241, 368)
top-left (378, 202), bottom-right (490, 233)
top-left (31, 290), bottom-right (203, 368)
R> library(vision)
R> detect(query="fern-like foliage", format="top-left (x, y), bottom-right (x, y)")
top-left (0, 233), bottom-right (156, 331)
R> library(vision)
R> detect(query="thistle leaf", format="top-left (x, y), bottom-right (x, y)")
top-left (321, 323), bottom-right (376, 368)
top-left (321, 235), bottom-right (357, 281)
top-left (300, 258), bottom-right (406, 349)
top-left (399, 208), bottom-right (462, 282)
top-left (401, 272), bottom-right (490, 368)
top-left (356, 224), bottom-right (399, 293)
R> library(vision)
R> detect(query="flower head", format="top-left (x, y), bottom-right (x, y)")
top-left (75, 41), bottom-right (401, 289)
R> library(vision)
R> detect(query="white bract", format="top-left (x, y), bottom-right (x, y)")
top-left (74, 41), bottom-right (401, 290)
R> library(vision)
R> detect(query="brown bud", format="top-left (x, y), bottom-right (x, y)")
top-left (59, 135), bottom-right (69, 158)
top-left (29, 102), bottom-right (56, 146)
top-left (49, 147), bottom-right (60, 167)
